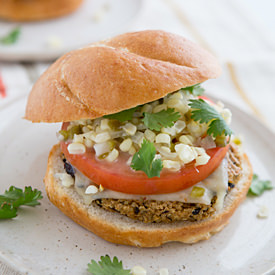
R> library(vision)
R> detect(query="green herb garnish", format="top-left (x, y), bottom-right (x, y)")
top-left (0, 27), bottom-right (21, 45)
top-left (88, 255), bottom-right (131, 275)
top-left (248, 174), bottom-right (273, 196)
top-left (104, 107), bottom-right (138, 122)
top-left (142, 108), bottom-right (180, 131)
top-left (131, 139), bottom-right (163, 178)
top-left (180, 84), bottom-right (205, 96)
top-left (189, 99), bottom-right (233, 138)
top-left (0, 186), bottom-right (43, 219)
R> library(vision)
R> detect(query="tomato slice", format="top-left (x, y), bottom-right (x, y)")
top-left (60, 126), bottom-right (228, 195)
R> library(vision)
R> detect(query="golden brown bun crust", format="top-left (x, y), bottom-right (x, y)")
top-left (25, 30), bottom-right (221, 123)
top-left (0, 0), bottom-right (83, 21)
top-left (44, 144), bottom-right (253, 247)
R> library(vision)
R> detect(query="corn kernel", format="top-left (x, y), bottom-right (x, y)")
top-left (161, 126), bottom-right (177, 136)
top-left (106, 148), bottom-right (119, 162)
top-left (155, 133), bottom-right (171, 145)
top-left (163, 160), bottom-right (181, 171)
top-left (157, 145), bottom-right (177, 159)
top-left (93, 142), bottom-right (111, 156)
top-left (129, 146), bottom-right (136, 155)
top-left (187, 121), bottom-right (207, 137)
top-left (119, 138), bottom-right (132, 152)
top-left (85, 185), bottom-right (98, 194)
top-left (73, 134), bottom-right (84, 143)
top-left (94, 132), bottom-right (111, 143)
top-left (195, 154), bottom-right (210, 166)
top-left (141, 104), bottom-right (153, 114)
top-left (194, 147), bottom-right (206, 155)
top-left (153, 104), bottom-right (167, 113)
top-left (137, 123), bottom-right (147, 131)
top-left (100, 119), bottom-right (111, 130)
top-left (84, 138), bottom-right (93, 148)
top-left (144, 129), bottom-right (156, 142)
top-left (68, 143), bottom-right (86, 154)
top-left (131, 131), bottom-right (144, 146)
top-left (55, 173), bottom-right (74, 187)
top-left (179, 135), bottom-right (195, 145)
top-left (221, 108), bottom-right (232, 124)
top-left (175, 144), bottom-right (197, 163)
top-left (122, 123), bottom-right (137, 136)
top-left (174, 120), bottom-right (186, 133)
top-left (167, 99), bottom-right (188, 114)
top-left (159, 268), bottom-right (169, 275)
top-left (169, 91), bottom-right (183, 100)
top-left (82, 126), bottom-right (90, 133)
top-left (85, 131), bottom-right (97, 142)
top-left (257, 205), bottom-right (269, 218)
top-left (131, 266), bottom-right (147, 275)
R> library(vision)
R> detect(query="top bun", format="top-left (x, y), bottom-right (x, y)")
top-left (25, 30), bottom-right (221, 123)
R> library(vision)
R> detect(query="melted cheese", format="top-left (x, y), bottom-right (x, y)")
top-left (71, 158), bottom-right (228, 210)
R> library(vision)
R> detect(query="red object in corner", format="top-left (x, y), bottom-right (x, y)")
top-left (0, 73), bottom-right (6, 98)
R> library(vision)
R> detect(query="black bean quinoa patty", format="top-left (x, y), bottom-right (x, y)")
top-left (93, 144), bottom-right (242, 223)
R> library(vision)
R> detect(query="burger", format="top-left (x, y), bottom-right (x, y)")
top-left (0, 0), bottom-right (83, 22)
top-left (25, 30), bottom-right (253, 247)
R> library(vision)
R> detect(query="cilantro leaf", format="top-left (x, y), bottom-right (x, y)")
top-left (87, 255), bottom-right (131, 275)
top-left (0, 204), bottom-right (17, 219)
top-left (248, 174), bottom-right (273, 196)
top-left (131, 139), bottom-right (163, 178)
top-left (0, 186), bottom-right (43, 220)
top-left (0, 27), bottom-right (21, 45)
top-left (142, 108), bottom-right (180, 131)
top-left (189, 99), bottom-right (233, 138)
top-left (180, 84), bottom-right (205, 96)
top-left (104, 107), bottom-right (138, 122)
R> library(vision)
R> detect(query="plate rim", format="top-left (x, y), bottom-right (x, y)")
top-left (0, 95), bottom-right (274, 274)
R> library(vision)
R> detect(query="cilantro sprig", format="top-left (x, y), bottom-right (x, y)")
top-left (0, 186), bottom-right (43, 219)
top-left (131, 139), bottom-right (163, 178)
top-left (104, 107), bottom-right (138, 122)
top-left (180, 84), bottom-right (205, 96)
top-left (189, 99), bottom-right (233, 138)
top-left (142, 108), bottom-right (181, 131)
top-left (0, 27), bottom-right (21, 45)
top-left (88, 255), bottom-right (131, 275)
top-left (248, 174), bottom-right (273, 196)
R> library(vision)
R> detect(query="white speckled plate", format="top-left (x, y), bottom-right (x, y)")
top-left (0, 96), bottom-right (275, 275)
top-left (0, 0), bottom-right (143, 61)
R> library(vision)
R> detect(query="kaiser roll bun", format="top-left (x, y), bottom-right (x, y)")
top-left (25, 30), bottom-right (221, 123)
top-left (45, 144), bottom-right (252, 247)
top-left (0, 0), bottom-right (83, 22)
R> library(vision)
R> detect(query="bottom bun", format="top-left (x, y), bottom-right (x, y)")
top-left (44, 144), bottom-right (253, 247)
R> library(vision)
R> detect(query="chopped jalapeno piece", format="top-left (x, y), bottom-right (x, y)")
top-left (59, 130), bottom-right (69, 140)
top-left (190, 186), bottom-right (205, 198)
